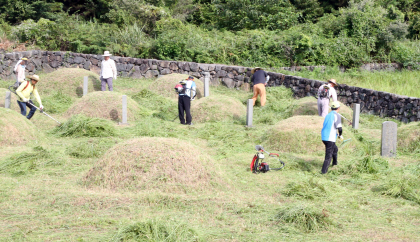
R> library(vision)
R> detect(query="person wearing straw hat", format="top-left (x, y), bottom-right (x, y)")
top-left (250, 67), bottom-right (270, 107)
top-left (14, 58), bottom-right (28, 87)
top-left (317, 78), bottom-right (338, 117)
top-left (100, 51), bottom-right (117, 91)
top-left (321, 101), bottom-right (343, 174)
top-left (16, 75), bottom-right (43, 120)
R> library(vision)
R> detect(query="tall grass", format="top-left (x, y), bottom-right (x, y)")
top-left (280, 67), bottom-right (420, 97)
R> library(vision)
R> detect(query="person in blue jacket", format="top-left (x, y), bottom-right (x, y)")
top-left (321, 101), bottom-right (343, 174)
top-left (177, 76), bottom-right (196, 125)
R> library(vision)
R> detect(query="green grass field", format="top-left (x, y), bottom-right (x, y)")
top-left (278, 67), bottom-right (420, 98)
top-left (0, 69), bottom-right (419, 241)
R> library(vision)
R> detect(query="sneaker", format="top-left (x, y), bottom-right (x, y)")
top-left (187, 123), bottom-right (193, 125)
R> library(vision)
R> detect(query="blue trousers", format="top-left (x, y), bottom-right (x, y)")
top-left (17, 100), bottom-right (37, 119)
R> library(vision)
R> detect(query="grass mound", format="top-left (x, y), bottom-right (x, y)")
top-left (53, 114), bottom-right (117, 137)
top-left (83, 137), bottom-right (216, 192)
top-left (191, 95), bottom-right (246, 123)
top-left (398, 122), bottom-right (420, 154)
top-left (149, 74), bottom-right (204, 100)
top-left (0, 108), bottom-right (38, 146)
top-left (110, 219), bottom-right (202, 242)
top-left (264, 115), bottom-right (357, 154)
top-left (276, 203), bottom-right (334, 232)
top-left (65, 91), bottom-right (149, 122)
top-left (0, 88), bottom-right (20, 112)
top-left (292, 97), bottom-right (353, 119)
top-left (38, 68), bottom-right (101, 97)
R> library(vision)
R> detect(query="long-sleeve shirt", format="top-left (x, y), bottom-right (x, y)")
top-left (251, 70), bottom-right (269, 85)
top-left (16, 81), bottom-right (42, 106)
top-left (16, 64), bottom-right (26, 82)
top-left (321, 111), bottom-right (342, 142)
top-left (179, 80), bottom-right (196, 98)
top-left (100, 59), bottom-right (117, 79)
top-left (317, 83), bottom-right (337, 102)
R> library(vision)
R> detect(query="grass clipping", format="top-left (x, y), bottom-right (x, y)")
top-left (265, 115), bottom-right (356, 154)
top-left (191, 95), bottom-right (246, 123)
top-left (38, 68), bottom-right (101, 97)
top-left (149, 74), bottom-right (204, 100)
top-left (83, 137), bottom-right (215, 192)
top-left (53, 114), bottom-right (116, 137)
top-left (397, 122), bottom-right (420, 153)
top-left (0, 108), bottom-right (38, 146)
top-left (65, 91), bottom-right (148, 122)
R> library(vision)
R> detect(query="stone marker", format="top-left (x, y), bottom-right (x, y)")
top-left (204, 77), bottom-right (210, 97)
top-left (246, 99), bottom-right (253, 127)
top-left (352, 103), bottom-right (360, 129)
top-left (121, 95), bottom-right (128, 125)
top-left (5, 91), bottom-right (11, 109)
top-left (83, 76), bottom-right (88, 96)
top-left (381, 121), bottom-right (397, 157)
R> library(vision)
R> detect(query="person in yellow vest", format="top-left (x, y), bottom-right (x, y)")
top-left (16, 75), bottom-right (43, 119)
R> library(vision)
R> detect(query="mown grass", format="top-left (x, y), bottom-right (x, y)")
top-left (279, 67), bottom-right (420, 97)
top-left (0, 71), bottom-right (420, 241)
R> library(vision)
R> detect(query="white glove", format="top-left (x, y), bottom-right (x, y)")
top-left (190, 98), bottom-right (195, 101)
top-left (338, 135), bottom-right (344, 141)
top-left (22, 98), bottom-right (29, 102)
top-left (40, 105), bottom-right (44, 110)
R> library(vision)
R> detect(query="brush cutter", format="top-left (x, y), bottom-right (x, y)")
top-left (339, 138), bottom-right (352, 148)
top-left (8, 85), bottom-right (62, 125)
top-left (338, 113), bottom-right (352, 126)
top-left (250, 145), bottom-right (285, 173)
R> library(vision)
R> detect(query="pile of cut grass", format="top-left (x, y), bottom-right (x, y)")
top-left (83, 137), bottom-right (218, 192)
top-left (110, 219), bottom-right (202, 242)
top-left (53, 114), bottom-right (117, 137)
top-left (149, 74), bottom-right (204, 100)
top-left (191, 95), bottom-right (246, 123)
top-left (276, 203), bottom-right (334, 232)
top-left (66, 138), bottom-right (118, 158)
top-left (282, 177), bottom-right (328, 200)
top-left (0, 146), bottom-right (61, 175)
top-left (65, 91), bottom-right (150, 122)
top-left (38, 68), bottom-right (101, 97)
top-left (373, 172), bottom-right (420, 204)
top-left (0, 107), bottom-right (39, 146)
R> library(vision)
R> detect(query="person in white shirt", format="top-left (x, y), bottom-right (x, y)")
top-left (100, 51), bottom-right (117, 91)
top-left (14, 58), bottom-right (28, 87)
top-left (317, 79), bottom-right (338, 118)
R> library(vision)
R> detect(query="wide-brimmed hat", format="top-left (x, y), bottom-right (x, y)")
top-left (328, 79), bottom-right (337, 86)
top-left (21, 58), bottom-right (28, 61)
top-left (102, 51), bottom-right (112, 57)
top-left (251, 67), bottom-right (263, 74)
top-left (28, 75), bottom-right (40, 82)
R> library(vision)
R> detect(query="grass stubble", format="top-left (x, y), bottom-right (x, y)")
top-left (0, 71), bottom-right (419, 241)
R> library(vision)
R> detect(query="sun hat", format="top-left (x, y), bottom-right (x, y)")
top-left (28, 75), bottom-right (40, 82)
top-left (328, 79), bottom-right (337, 86)
top-left (21, 58), bottom-right (28, 61)
top-left (331, 101), bottom-right (340, 109)
top-left (102, 51), bottom-right (112, 57)
top-left (251, 67), bottom-right (263, 74)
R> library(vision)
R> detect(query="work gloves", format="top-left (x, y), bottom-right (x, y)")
top-left (338, 135), bottom-right (344, 141)
top-left (22, 98), bottom-right (29, 102)
top-left (40, 105), bottom-right (44, 110)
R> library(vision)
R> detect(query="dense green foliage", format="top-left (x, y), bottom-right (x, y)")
top-left (1, 0), bottom-right (420, 67)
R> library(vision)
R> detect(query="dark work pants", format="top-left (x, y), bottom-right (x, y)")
top-left (321, 141), bottom-right (338, 174)
top-left (17, 100), bottom-right (37, 119)
top-left (178, 95), bottom-right (192, 124)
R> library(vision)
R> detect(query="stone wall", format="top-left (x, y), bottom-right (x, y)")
top-left (1, 50), bottom-right (419, 123)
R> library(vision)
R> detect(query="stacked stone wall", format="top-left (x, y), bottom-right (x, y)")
top-left (1, 50), bottom-right (419, 123)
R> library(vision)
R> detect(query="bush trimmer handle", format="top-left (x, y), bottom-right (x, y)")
top-left (25, 101), bottom-right (62, 125)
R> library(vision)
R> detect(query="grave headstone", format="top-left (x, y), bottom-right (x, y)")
top-left (352, 103), bottom-right (360, 129)
top-left (246, 99), bottom-right (253, 127)
top-left (204, 73), bottom-right (210, 97)
top-left (83, 76), bottom-right (88, 96)
top-left (381, 121), bottom-right (397, 157)
top-left (5, 91), bottom-right (11, 109)
top-left (121, 95), bottom-right (128, 125)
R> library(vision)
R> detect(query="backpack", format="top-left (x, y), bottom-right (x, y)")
top-left (174, 80), bottom-right (188, 94)
top-left (319, 84), bottom-right (330, 99)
